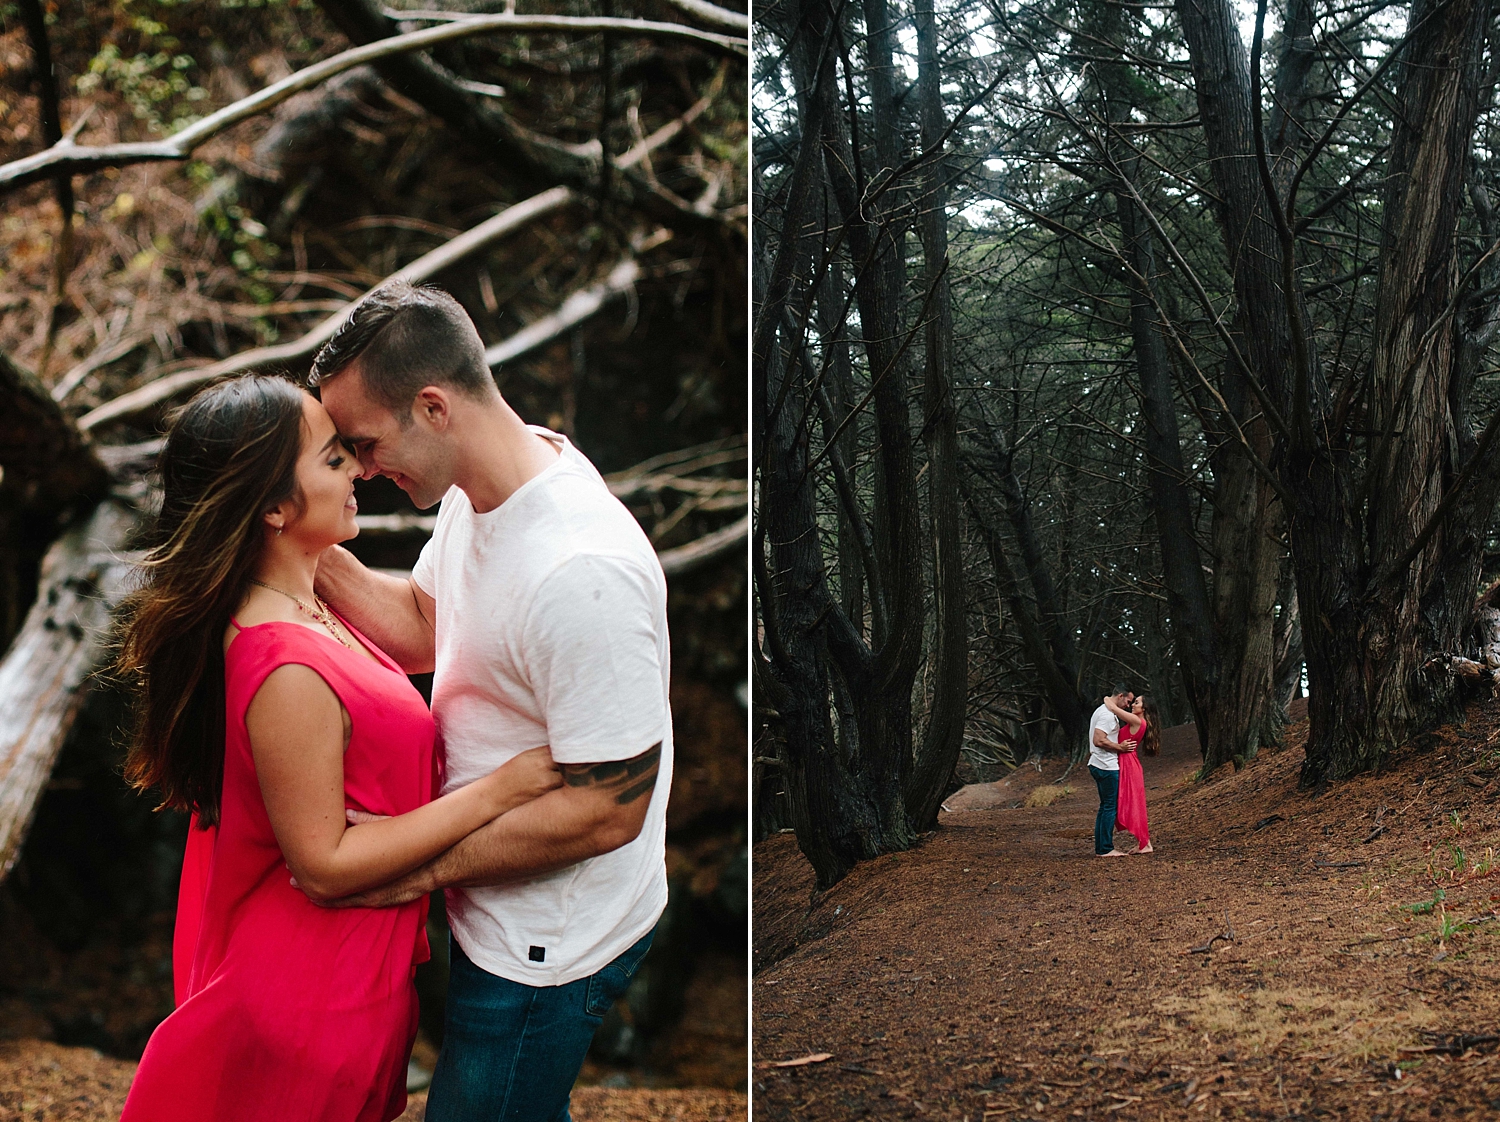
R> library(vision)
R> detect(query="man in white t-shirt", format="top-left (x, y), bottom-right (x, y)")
top-left (1087, 684), bottom-right (1133, 858)
top-left (306, 281), bottom-right (671, 1122)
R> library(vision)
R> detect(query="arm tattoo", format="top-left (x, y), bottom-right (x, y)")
top-left (560, 742), bottom-right (662, 805)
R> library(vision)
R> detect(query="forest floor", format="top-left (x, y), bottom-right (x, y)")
top-left (0, 1039), bottom-right (747, 1122)
top-left (753, 697), bottom-right (1500, 1120)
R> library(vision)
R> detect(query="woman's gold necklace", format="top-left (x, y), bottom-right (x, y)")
top-left (248, 579), bottom-right (357, 651)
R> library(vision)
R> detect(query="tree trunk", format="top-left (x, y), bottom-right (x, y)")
top-left (0, 500), bottom-right (140, 882)
top-left (0, 353), bottom-right (110, 652)
top-left (960, 471), bottom-right (1086, 751)
top-left (1177, 0), bottom-right (1500, 782)
top-left (1300, 0), bottom-right (1495, 781)
top-left (959, 411), bottom-right (1087, 750)
top-left (1201, 429), bottom-right (1284, 769)
top-left (907, 0), bottom-right (968, 829)
top-left (1097, 0), bottom-right (1283, 772)
top-left (753, 0), bottom-right (929, 887)
top-left (1173, 0), bottom-right (1353, 777)
top-left (1113, 189), bottom-right (1218, 738)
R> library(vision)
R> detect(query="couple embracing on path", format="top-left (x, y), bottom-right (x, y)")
top-left (1087, 685), bottom-right (1159, 857)
top-left (113, 281), bottom-right (672, 1121)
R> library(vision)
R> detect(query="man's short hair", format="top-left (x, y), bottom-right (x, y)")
top-left (307, 280), bottom-right (494, 418)
top-left (1112, 682), bottom-right (1133, 697)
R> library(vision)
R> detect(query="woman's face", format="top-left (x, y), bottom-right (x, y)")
top-left (276, 395), bottom-right (361, 548)
top-left (1131, 697), bottom-right (1144, 715)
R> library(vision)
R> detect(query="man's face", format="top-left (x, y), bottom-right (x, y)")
top-left (1117, 691), bottom-right (1135, 708)
top-left (319, 365), bottom-right (451, 510)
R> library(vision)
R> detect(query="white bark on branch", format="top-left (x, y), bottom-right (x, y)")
top-left (0, 500), bottom-right (140, 882)
top-left (353, 440), bottom-right (746, 540)
top-left (0, 14), bottom-right (745, 194)
top-left (389, 1), bottom-right (747, 32)
top-left (359, 515), bottom-right (747, 578)
top-left (485, 258), bottom-right (641, 368)
top-left (77, 186), bottom-right (577, 432)
top-left (654, 0), bottom-right (748, 33)
top-left (657, 514), bottom-right (747, 576)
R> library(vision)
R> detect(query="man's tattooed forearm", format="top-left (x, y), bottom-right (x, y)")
top-left (560, 743), bottom-right (662, 805)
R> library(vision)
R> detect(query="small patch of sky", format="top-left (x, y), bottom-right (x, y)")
top-left (1230, 0), bottom-right (1281, 57)
top-left (897, 24), bottom-right (920, 80)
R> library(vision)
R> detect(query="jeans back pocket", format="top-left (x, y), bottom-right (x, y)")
top-left (584, 929), bottom-right (655, 1018)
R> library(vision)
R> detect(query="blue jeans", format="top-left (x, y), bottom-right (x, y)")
top-left (1088, 765), bottom-right (1119, 855)
top-left (424, 928), bottom-right (655, 1122)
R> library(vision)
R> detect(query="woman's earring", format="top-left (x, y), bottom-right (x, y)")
top-left (276, 526), bottom-right (283, 536)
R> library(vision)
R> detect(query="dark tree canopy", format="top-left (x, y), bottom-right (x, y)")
top-left (753, 0), bottom-right (1500, 884)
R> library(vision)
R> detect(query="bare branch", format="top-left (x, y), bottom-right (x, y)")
top-left (657, 514), bottom-right (748, 576)
top-left (0, 14), bottom-right (744, 195)
top-left (77, 187), bottom-right (577, 432)
top-left (484, 258), bottom-right (641, 368)
top-left (644, 0), bottom-right (748, 33)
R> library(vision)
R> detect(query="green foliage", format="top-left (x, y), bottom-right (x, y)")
top-left (1401, 888), bottom-right (1446, 915)
top-left (74, 1), bottom-right (209, 136)
top-left (198, 199), bottom-right (278, 313)
top-left (1476, 847), bottom-right (1494, 876)
top-left (1438, 906), bottom-right (1461, 943)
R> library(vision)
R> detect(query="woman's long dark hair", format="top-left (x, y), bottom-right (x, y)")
top-left (114, 375), bottom-right (307, 826)
top-left (1139, 696), bottom-right (1162, 757)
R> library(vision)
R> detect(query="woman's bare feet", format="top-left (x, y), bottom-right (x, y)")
top-left (1098, 849), bottom-right (1126, 857)
top-left (1138, 844), bottom-right (1154, 854)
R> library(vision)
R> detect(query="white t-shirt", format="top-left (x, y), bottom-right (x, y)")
top-left (1087, 704), bottom-right (1120, 771)
top-left (412, 427), bottom-right (672, 986)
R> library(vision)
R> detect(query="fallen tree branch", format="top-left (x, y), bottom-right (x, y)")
top-left (1404, 1033), bottom-right (1500, 1056)
top-left (656, 513), bottom-right (747, 576)
top-left (352, 441), bottom-right (746, 539)
top-left (616, 60), bottom-right (728, 171)
top-left (383, 0), bottom-right (747, 33)
top-left (315, 0), bottom-right (742, 238)
top-left (78, 186), bottom-right (577, 432)
top-left (0, 14), bottom-right (743, 195)
top-left (653, 0), bottom-right (748, 33)
top-left (360, 515), bottom-right (747, 578)
top-left (1424, 652), bottom-right (1500, 692)
top-left (0, 499), bottom-right (141, 882)
top-left (485, 257), bottom-right (641, 368)
top-left (95, 440), bottom-right (165, 477)
top-left (604, 433), bottom-right (745, 481)
top-left (391, 6), bottom-right (746, 42)
top-left (52, 330), bottom-right (155, 404)
top-left (1187, 908), bottom-right (1236, 954)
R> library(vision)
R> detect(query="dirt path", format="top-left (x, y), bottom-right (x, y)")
top-left (753, 700), bottom-right (1500, 1120)
top-left (0, 1040), bottom-right (746, 1122)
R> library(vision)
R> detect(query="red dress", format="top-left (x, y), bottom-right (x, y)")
top-left (1115, 717), bottom-right (1150, 847)
top-left (121, 619), bottom-right (437, 1122)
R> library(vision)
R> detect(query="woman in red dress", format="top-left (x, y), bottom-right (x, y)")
top-left (1105, 694), bottom-right (1159, 854)
top-left (113, 375), bottom-right (559, 1121)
